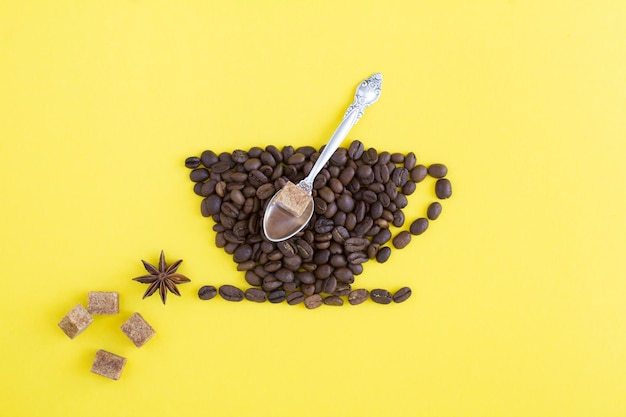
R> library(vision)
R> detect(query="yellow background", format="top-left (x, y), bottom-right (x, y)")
top-left (1, 1), bottom-right (625, 416)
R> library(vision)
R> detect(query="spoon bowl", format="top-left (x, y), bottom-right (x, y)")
top-left (263, 186), bottom-right (314, 242)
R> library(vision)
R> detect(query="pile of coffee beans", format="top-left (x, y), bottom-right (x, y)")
top-left (186, 140), bottom-right (451, 308)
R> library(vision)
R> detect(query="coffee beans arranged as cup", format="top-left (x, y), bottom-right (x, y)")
top-left (186, 140), bottom-right (451, 307)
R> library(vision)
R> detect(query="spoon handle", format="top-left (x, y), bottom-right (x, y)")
top-left (300, 73), bottom-right (382, 192)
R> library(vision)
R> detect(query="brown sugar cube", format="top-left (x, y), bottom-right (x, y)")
top-left (120, 312), bottom-right (155, 347)
top-left (58, 304), bottom-right (93, 339)
top-left (91, 350), bottom-right (126, 380)
top-left (88, 291), bottom-right (119, 314)
top-left (274, 181), bottom-right (310, 217)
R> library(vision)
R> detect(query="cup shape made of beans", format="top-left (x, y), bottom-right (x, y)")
top-left (186, 141), bottom-right (451, 306)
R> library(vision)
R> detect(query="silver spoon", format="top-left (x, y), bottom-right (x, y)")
top-left (262, 73), bottom-right (383, 242)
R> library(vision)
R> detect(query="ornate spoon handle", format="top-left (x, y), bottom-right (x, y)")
top-left (299, 73), bottom-right (383, 192)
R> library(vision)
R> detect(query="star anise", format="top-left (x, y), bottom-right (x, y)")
top-left (132, 250), bottom-right (191, 304)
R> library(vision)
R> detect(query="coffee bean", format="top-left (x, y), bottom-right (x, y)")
top-left (391, 167), bottom-right (409, 187)
top-left (392, 211), bottom-right (405, 228)
top-left (392, 231), bottom-right (411, 249)
top-left (404, 152), bottom-right (416, 170)
top-left (336, 194), bottom-right (355, 213)
top-left (344, 237), bottom-right (370, 253)
top-left (370, 289), bottom-right (392, 304)
top-left (200, 150), bottom-right (218, 167)
top-left (190, 168), bottom-right (210, 182)
top-left (361, 148), bottom-right (378, 164)
top-left (268, 289), bottom-right (286, 303)
top-left (410, 165), bottom-right (428, 182)
top-left (392, 287), bottom-right (412, 303)
top-left (304, 294), bottom-right (323, 309)
top-left (348, 289), bottom-right (369, 305)
top-left (185, 156), bottom-right (201, 169)
top-left (245, 288), bottom-right (267, 302)
top-left (427, 202), bottom-right (442, 220)
top-left (435, 178), bottom-right (452, 199)
top-left (402, 181), bottom-right (416, 196)
top-left (211, 161), bottom-right (232, 174)
top-left (323, 295), bottom-right (344, 306)
top-left (233, 244), bottom-right (253, 263)
top-left (376, 246), bottom-right (391, 263)
top-left (409, 218), bottom-right (429, 235)
top-left (198, 285), bottom-right (217, 300)
top-left (286, 291), bottom-right (304, 305)
top-left (323, 276), bottom-right (337, 294)
top-left (314, 218), bottom-right (334, 234)
top-left (219, 285), bottom-right (244, 302)
top-left (428, 163), bottom-right (448, 178)
top-left (338, 166), bottom-right (355, 185)
top-left (348, 140), bottom-right (364, 160)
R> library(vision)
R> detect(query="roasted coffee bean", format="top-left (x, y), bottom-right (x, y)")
top-left (323, 295), bottom-right (344, 306)
top-left (356, 164), bottom-right (373, 180)
top-left (428, 163), bottom-right (448, 178)
top-left (318, 186), bottom-right (335, 203)
top-left (361, 148), bottom-right (378, 164)
top-left (200, 150), bottom-right (218, 167)
top-left (392, 287), bottom-right (412, 303)
top-left (370, 289), bottom-right (392, 304)
top-left (198, 285), bottom-right (217, 300)
top-left (409, 218), bottom-right (429, 235)
top-left (394, 193), bottom-right (408, 209)
top-left (367, 243), bottom-right (380, 259)
top-left (277, 240), bottom-right (297, 257)
top-left (190, 168), bottom-right (210, 182)
top-left (401, 151), bottom-right (415, 169)
top-left (219, 285), bottom-right (244, 302)
top-left (237, 260), bottom-right (256, 271)
top-left (296, 271), bottom-right (316, 285)
top-left (268, 289), bottom-right (286, 303)
top-left (333, 282), bottom-right (352, 296)
top-left (376, 246), bottom-right (391, 263)
top-left (245, 288), bottom-right (267, 302)
top-left (275, 268), bottom-right (295, 283)
top-left (230, 172), bottom-right (248, 182)
top-left (260, 151), bottom-right (276, 167)
top-left (204, 194), bottom-right (222, 215)
top-left (329, 254), bottom-right (347, 268)
top-left (402, 181), bottom-right (416, 196)
top-left (264, 260), bottom-right (282, 273)
top-left (392, 231), bottom-right (411, 249)
top-left (262, 275), bottom-right (282, 292)
top-left (348, 263), bottom-right (363, 275)
top-left (374, 163), bottom-right (390, 183)
top-left (347, 252), bottom-right (368, 264)
top-left (344, 237), bottom-right (370, 253)
top-left (248, 169), bottom-right (269, 187)
top-left (391, 167), bottom-right (409, 187)
top-left (230, 189), bottom-right (245, 206)
top-left (390, 211), bottom-right (404, 228)
top-left (353, 217), bottom-right (373, 237)
top-left (282, 255), bottom-right (302, 271)
top-left (336, 194), bottom-right (355, 213)
top-left (291, 240), bottom-right (311, 259)
top-left (314, 218), bottom-right (334, 233)
top-left (338, 166), bottom-right (355, 185)
top-left (348, 289), bottom-right (369, 305)
top-left (390, 152), bottom-right (404, 163)
top-left (435, 178), bottom-right (452, 199)
top-left (215, 181), bottom-right (227, 197)
top-left (315, 264), bottom-right (333, 280)
top-left (370, 201), bottom-right (384, 219)
top-left (233, 244), bottom-right (253, 263)
top-left (348, 140), bottom-right (364, 160)
top-left (211, 161), bottom-right (231, 174)
top-left (328, 148), bottom-right (346, 166)
top-left (410, 164), bottom-right (428, 182)
top-left (185, 156), bottom-right (201, 169)
top-left (244, 270), bottom-right (263, 287)
top-left (243, 158), bottom-right (262, 172)
top-left (427, 202), bottom-right (442, 220)
top-left (286, 291), bottom-right (305, 305)
top-left (322, 276), bottom-right (337, 294)
top-left (224, 241), bottom-right (239, 254)
top-left (334, 267), bottom-right (354, 284)
top-left (304, 294), bottom-right (323, 309)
